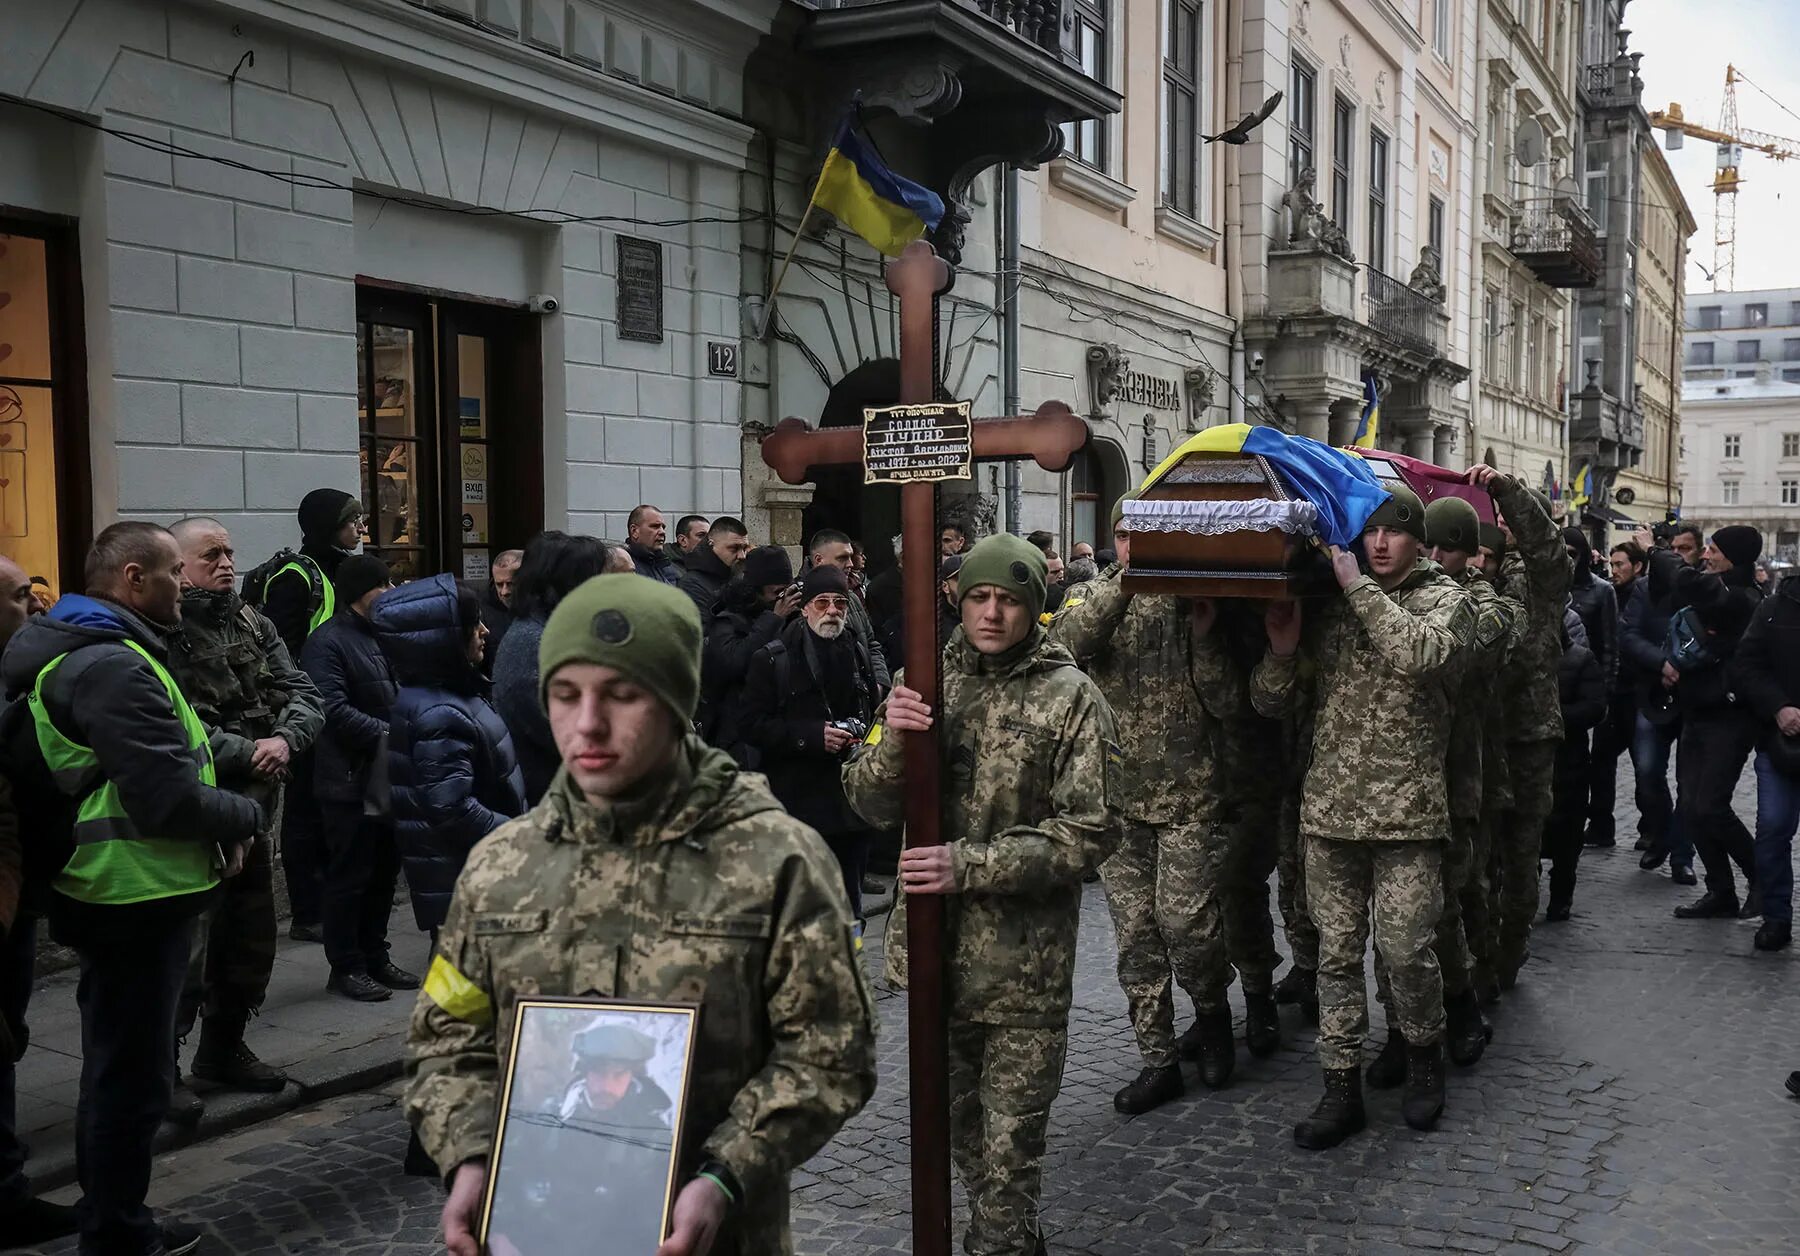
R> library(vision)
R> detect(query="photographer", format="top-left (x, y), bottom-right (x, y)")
top-left (739, 564), bottom-right (881, 920)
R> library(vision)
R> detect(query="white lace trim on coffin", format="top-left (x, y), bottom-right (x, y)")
top-left (1121, 498), bottom-right (1320, 536)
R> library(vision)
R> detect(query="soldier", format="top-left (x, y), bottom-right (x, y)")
top-left (408, 575), bottom-right (875, 1256)
top-left (1050, 506), bottom-right (1249, 1113)
top-left (165, 519), bottom-right (323, 1105)
top-left (844, 534), bottom-right (1115, 1256)
top-left (1472, 520), bottom-right (1517, 1003)
top-left (1251, 485), bottom-right (1475, 1149)
top-left (1473, 469), bottom-right (1570, 992)
top-left (1270, 715), bottom-right (1320, 1023)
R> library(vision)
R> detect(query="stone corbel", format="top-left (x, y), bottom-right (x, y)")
top-left (1086, 343), bottom-right (1129, 420)
top-left (1184, 365), bottom-right (1216, 432)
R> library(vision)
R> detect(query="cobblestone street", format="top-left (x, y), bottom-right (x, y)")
top-left (20, 774), bottom-right (1800, 1254)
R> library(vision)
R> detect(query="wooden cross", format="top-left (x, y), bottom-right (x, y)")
top-left (760, 240), bottom-right (1090, 1256)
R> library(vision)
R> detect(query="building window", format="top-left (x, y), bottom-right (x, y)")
top-left (1722, 479), bottom-right (1741, 506)
top-left (1783, 432), bottom-right (1800, 458)
top-left (1724, 433), bottom-right (1742, 459)
top-left (1784, 479), bottom-right (1800, 506)
top-left (1585, 141), bottom-right (1609, 228)
top-left (1368, 130), bottom-right (1389, 272)
top-left (1738, 339), bottom-right (1761, 364)
top-left (1747, 302), bottom-right (1769, 327)
top-left (1579, 304), bottom-right (1603, 383)
top-left (1688, 341), bottom-right (1715, 366)
top-left (1696, 305), bottom-right (1722, 330)
top-left (1428, 195), bottom-right (1446, 260)
top-left (1331, 97), bottom-right (1354, 234)
top-left (1785, 369), bottom-right (1800, 384)
top-left (1433, 0), bottom-right (1451, 60)
top-left (1161, 0), bottom-right (1202, 216)
top-left (1289, 57), bottom-right (1317, 191)
top-left (1064, 0), bottom-right (1110, 167)
top-left (1784, 338), bottom-right (1800, 360)
top-left (1509, 299), bottom-right (1525, 384)
top-left (1790, 301), bottom-right (1800, 324)
top-left (1484, 100), bottom-right (1501, 196)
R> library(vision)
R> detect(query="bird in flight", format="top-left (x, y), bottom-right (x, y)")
top-left (1205, 91), bottom-right (1284, 145)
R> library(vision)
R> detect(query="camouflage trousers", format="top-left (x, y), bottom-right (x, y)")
top-left (177, 830), bottom-right (278, 1037)
top-left (1496, 739), bottom-right (1559, 979)
top-left (1375, 819), bottom-right (1474, 1015)
top-left (1100, 819), bottom-right (1230, 1069)
top-left (1224, 813), bottom-right (1280, 996)
top-left (1305, 835), bottom-right (1445, 1071)
top-left (948, 1019), bottom-right (1068, 1256)
top-left (1275, 789), bottom-right (1319, 973)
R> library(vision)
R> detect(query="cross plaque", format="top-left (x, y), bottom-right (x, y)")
top-left (759, 240), bottom-right (1090, 1256)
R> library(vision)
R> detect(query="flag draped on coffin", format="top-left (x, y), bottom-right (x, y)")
top-left (1138, 424), bottom-right (1392, 548)
top-left (811, 122), bottom-right (946, 257)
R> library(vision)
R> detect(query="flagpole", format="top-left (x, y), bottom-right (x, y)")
top-left (757, 186), bottom-right (822, 342)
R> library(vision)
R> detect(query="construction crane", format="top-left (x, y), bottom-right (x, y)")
top-left (1650, 64), bottom-right (1800, 291)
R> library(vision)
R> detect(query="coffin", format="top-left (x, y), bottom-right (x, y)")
top-left (1120, 450), bottom-right (1327, 599)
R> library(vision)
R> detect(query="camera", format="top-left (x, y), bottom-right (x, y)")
top-left (830, 717), bottom-right (869, 744)
top-left (527, 294), bottom-right (560, 314)
top-left (1248, 350), bottom-right (1266, 376)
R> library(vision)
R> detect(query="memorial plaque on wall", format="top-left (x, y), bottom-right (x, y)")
top-left (615, 236), bottom-right (664, 343)
top-left (863, 401), bottom-right (974, 485)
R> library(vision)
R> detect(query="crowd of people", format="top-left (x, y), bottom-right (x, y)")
top-left (0, 464), bottom-right (1795, 1256)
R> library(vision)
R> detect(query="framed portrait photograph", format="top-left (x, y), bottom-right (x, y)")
top-left (480, 998), bottom-right (700, 1256)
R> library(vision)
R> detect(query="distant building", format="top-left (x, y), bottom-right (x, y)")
top-left (1681, 286), bottom-right (1800, 385)
top-left (1678, 366), bottom-right (1800, 563)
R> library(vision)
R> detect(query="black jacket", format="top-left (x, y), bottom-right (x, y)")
top-left (479, 582), bottom-right (514, 677)
top-left (490, 616), bottom-right (558, 805)
top-left (627, 541), bottom-right (683, 586)
top-left (1649, 548), bottom-right (1764, 713)
top-left (737, 619), bottom-right (878, 837)
top-left (262, 539), bottom-right (351, 660)
top-left (370, 574), bottom-right (526, 932)
top-left (1730, 574), bottom-right (1800, 730)
top-left (699, 581), bottom-right (788, 746)
top-left (678, 545), bottom-right (734, 617)
top-left (298, 606), bottom-right (398, 805)
top-left (1618, 570), bottom-right (1671, 706)
top-left (1565, 546), bottom-right (1618, 696)
top-left (1558, 637), bottom-right (1607, 734)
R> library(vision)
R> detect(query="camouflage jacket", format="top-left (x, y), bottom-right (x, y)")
top-left (404, 738), bottom-right (877, 1256)
top-left (1446, 568), bottom-right (1517, 820)
top-left (1251, 560), bottom-right (1475, 841)
top-left (1047, 567), bottom-right (1243, 824)
top-left (168, 588), bottom-right (323, 811)
top-left (842, 626), bottom-right (1117, 1027)
top-left (1491, 476), bottom-right (1571, 744)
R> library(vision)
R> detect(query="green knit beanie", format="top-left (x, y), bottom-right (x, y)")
top-left (1363, 484), bottom-right (1427, 544)
top-left (537, 574), bottom-right (702, 721)
top-left (1478, 522), bottom-right (1507, 556)
top-left (1109, 497), bottom-right (1129, 532)
top-left (1424, 497), bottom-right (1481, 555)
top-left (958, 534), bottom-right (1048, 619)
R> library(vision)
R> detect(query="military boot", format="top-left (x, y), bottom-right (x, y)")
top-left (1244, 993), bottom-right (1281, 1059)
top-left (1364, 1029), bottom-right (1407, 1090)
top-left (191, 1013), bottom-right (289, 1093)
top-left (1292, 1068), bottom-right (1366, 1150)
top-left (165, 1074), bottom-right (204, 1127)
top-left (1446, 989), bottom-right (1492, 1067)
top-left (1191, 1007), bottom-right (1235, 1089)
top-left (1402, 1042), bottom-right (1446, 1131)
top-left (1113, 1064), bottom-right (1184, 1115)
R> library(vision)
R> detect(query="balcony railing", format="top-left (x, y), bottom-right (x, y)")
top-left (974, 0), bottom-right (1062, 54)
top-left (1365, 268), bottom-right (1444, 356)
top-left (1510, 198), bottom-right (1602, 288)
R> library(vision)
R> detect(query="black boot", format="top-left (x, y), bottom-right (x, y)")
top-left (1273, 965), bottom-right (1319, 1025)
top-left (1194, 1007), bottom-right (1235, 1089)
top-left (191, 1014), bottom-right (289, 1093)
top-left (1544, 898), bottom-right (1572, 923)
top-left (1244, 993), bottom-right (1280, 1059)
top-left (1402, 1042), bottom-right (1446, 1131)
top-left (1364, 1029), bottom-right (1407, 1090)
top-left (1674, 890), bottom-right (1739, 919)
top-left (1446, 989), bottom-right (1492, 1067)
top-left (1293, 1068), bottom-right (1366, 1150)
top-left (1755, 921), bottom-right (1792, 951)
top-left (1113, 1063), bottom-right (1184, 1115)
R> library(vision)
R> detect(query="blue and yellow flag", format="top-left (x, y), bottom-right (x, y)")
top-left (810, 122), bottom-right (945, 258)
top-left (1571, 462), bottom-right (1591, 511)
top-left (1352, 374), bottom-right (1380, 449)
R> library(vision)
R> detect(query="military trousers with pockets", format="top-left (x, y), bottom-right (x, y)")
top-left (1100, 818), bottom-right (1230, 1069)
top-left (177, 830), bottom-right (278, 1039)
top-left (1376, 820), bottom-right (1474, 1016)
top-left (1305, 835), bottom-right (1445, 1072)
top-left (948, 1019), bottom-right (1068, 1256)
top-left (1497, 739), bottom-right (1559, 978)
top-left (1275, 789), bottom-right (1318, 973)
top-left (1224, 812), bottom-right (1280, 997)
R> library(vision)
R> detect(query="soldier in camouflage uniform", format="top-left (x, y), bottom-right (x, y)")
top-left (407, 575), bottom-right (876, 1256)
top-left (1251, 485), bottom-right (1475, 1150)
top-left (1472, 521), bottom-right (1517, 1004)
top-left (1048, 514), bottom-right (1247, 1114)
top-left (167, 519), bottom-right (323, 1100)
top-left (845, 534), bottom-right (1115, 1256)
top-left (1473, 469), bottom-right (1571, 992)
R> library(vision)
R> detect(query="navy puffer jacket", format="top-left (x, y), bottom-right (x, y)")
top-left (370, 574), bottom-right (526, 932)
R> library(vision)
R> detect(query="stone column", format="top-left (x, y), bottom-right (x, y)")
top-left (1432, 425), bottom-right (1457, 467)
top-left (1294, 397), bottom-right (1333, 444)
top-left (1328, 398), bottom-right (1362, 448)
top-left (1403, 424), bottom-right (1435, 461)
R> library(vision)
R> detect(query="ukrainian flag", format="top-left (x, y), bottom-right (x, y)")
top-left (810, 122), bottom-right (946, 258)
top-left (1571, 462), bottom-right (1591, 511)
top-left (1352, 374), bottom-right (1380, 449)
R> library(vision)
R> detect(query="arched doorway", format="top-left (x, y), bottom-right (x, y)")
top-left (1070, 436), bottom-right (1131, 552)
top-left (803, 359), bottom-right (904, 566)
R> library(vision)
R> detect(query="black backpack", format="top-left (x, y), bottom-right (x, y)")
top-left (240, 548), bottom-right (325, 618)
top-left (0, 695), bottom-right (79, 909)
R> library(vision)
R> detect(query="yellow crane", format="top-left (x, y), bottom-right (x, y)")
top-left (1650, 64), bottom-right (1800, 292)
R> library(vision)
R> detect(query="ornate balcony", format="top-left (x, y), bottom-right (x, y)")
top-left (1510, 198), bottom-right (1602, 288)
top-left (1364, 268), bottom-right (1445, 356)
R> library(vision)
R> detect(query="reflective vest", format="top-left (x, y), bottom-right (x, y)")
top-left (30, 639), bottom-right (221, 905)
top-left (269, 559), bottom-right (335, 637)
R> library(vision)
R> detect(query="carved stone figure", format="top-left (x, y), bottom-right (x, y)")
top-left (1282, 165), bottom-right (1326, 247)
top-left (1409, 244), bottom-right (1449, 305)
top-left (1184, 366), bottom-right (1217, 431)
top-left (1086, 343), bottom-right (1129, 418)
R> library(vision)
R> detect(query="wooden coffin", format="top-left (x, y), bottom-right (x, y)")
top-left (1120, 451), bottom-right (1327, 599)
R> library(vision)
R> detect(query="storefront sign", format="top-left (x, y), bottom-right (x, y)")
top-left (863, 401), bottom-right (973, 485)
top-left (616, 237), bottom-right (664, 343)
top-left (1118, 371), bottom-right (1181, 411)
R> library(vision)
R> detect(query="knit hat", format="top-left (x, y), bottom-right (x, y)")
top-left (958, 534), bottom-right (1048, 619)
top-left (1531, 489), bottom-right (1557, 521)
top-left (1424, 497), bottom-right (1481, 555)
top-left (1478, 522), bottom-right (1506, 556)
top-left (298, 488), bottom-right (361, 544)
top-left (1363, 485), bottom-right (1427, 543)
top-left (537, 574), bottom-right (702, 721)
top-left (742, 545), bottom-right (792, 588)
top-left (1109, 497), bottom-right (1129, 533)
top-left (937, 554), bottom-right (964, 583)
top-left (335, 555), bottom-right (391, 607)
top-left (801, 563), bottom-right (849, 603)
top-left (1711, 524), bottom-right (1763, 570)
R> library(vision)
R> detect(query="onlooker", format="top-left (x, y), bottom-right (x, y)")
top-left (3, 522), bottom-right (261, 1256)
top-left (1072, 541), bottom-right (1095, 563)
top-left (1066, 555), bottom-right (1098, 587)
top-left (700, 545), bottom-right (799, 754)
top-left (1559, 528), bottom-right (1616, 853)
top-left (808, 529), bottom-right (891, 691)
top-left (739, 565), bottom-right (882, 919)
top-left (1044, 551), bottom-right (1068, 616)
top-left (1624, 526), bottom-right (1694, 879)
top-left (1729, 557), bottom-right (1800, 951)
top-left (491, 533), bottom-right (611, 803)
top-left (940, 522), bottom-right (969, 556)
top-left (864, 533), bottom-right (904, 629)
top-left (372, 575), bottom-right (526, 948)
top-left (298, 556), bottom-right (404, 1003)
top-left (668, 514), bottom-right (709, 571)
top-left (677, 516), bottom-right (750, 616)
top-left (1587, 541), bottom-right (1646, 849)
top-left (604, 543), bottom-right (636, 574)
top-left (624, 505), bottom-right (681, 585)
top-left (937, 554), bottom-right (964, 648)
top-left (1657, 525), bottom-right (1766, 920)
top-left (479, 549), bottom-right (523, 674)
top-left (1026, 529), bottom-right (1056, 558)
top-left (1543, 622), bottom-right (1606, 921)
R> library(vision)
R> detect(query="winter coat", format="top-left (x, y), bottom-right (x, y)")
top-left (627, 541), bottom-right (683, 586)
top-left (299, 607), bottom-right (398, 806)
top-left (1618, 572), bottom-right (1672, 708)
top-left (370, 574), bottom-right (526, 932)
top-left (1558, 638), bottom-right (1606, 734)
top-left (1648, 547), bottom-right (1764, 713)
top-left (263, 489), bottom-right (358, 658)
top-left (677, 544), bottom-right (735, 617)
top-left (1564, 535), bottom-right (1618, 695)
top-left (478, 581), bottom-right (514, 677)
top-left (490, 616), bottom-right (558, 805)
top-left (739, 618), bottom-right (880, 837)
top-left (699, 582), bottom-right (788, 748)
top-left (1729, 573), bottom-right (1800, 747)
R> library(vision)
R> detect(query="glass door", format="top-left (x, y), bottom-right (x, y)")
top-left (357, 298), bottom-right (436, 581)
